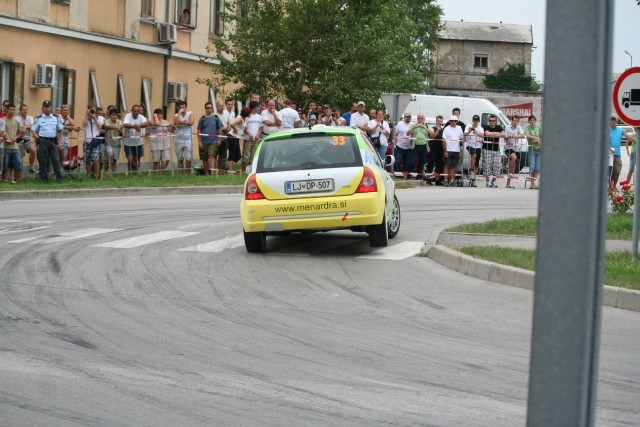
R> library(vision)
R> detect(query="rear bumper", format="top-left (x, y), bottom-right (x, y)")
top-left (241, 192), bottom-right (385, 233)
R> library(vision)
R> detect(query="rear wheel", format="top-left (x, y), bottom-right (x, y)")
top-left (388, 196), bottom-right (401, 238)
top-left (244, 230), bottom-right (266, 252)
top-left (368, 214), bottom-right (388, 247)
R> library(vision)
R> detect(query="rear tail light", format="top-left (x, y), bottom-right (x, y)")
top-left (245, 174), bottom-right (265, 200)
top-left (356, 167), bottom-right (378, 193)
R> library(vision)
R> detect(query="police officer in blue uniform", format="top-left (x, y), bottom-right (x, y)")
top-left (31, 100), bottom-right (64, 183)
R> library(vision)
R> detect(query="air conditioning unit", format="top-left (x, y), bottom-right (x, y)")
top-left (167, 82), bottom-right (187, 101)
top-left (34, 64), bottom-right (56, 87)
top-left (157, 23), bottom-right (177, 44)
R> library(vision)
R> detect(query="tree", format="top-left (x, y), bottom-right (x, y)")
top-left (484, 63), bottom-right (542, 92)
top-left (198, 0), bottom-right (443, 109)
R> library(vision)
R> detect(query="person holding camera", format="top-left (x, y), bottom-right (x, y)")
top-left (82, 103), bottom-right (104, 179)
top-left (464, 114), bottom-right (484, 186)
top-left (365, 110), bottom-right (390, 160)
top-left (409, 114), bottom-right (430, 179)
top-left (426, 115), bottom-right (445, 185)
top-left (174, 101), bottom-right (195, 174)
top-left (333, 108), bottom-right (346, 126)
top-left (123, 104), bottom-right (148, 172)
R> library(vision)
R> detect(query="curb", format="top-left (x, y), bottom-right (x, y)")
top-left (426, 232), bottom-right (640, 313)
top-left (0, 185), bottom-right (244, 201)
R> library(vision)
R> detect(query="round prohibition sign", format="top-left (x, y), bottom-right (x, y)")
top-left (613, 66), bottom-right (640, 126)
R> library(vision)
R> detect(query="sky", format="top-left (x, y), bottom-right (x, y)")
top-left (438, 0), bottom-right (640, 82)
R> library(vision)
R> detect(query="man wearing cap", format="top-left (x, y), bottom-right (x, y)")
top-left (321, 104), bottom-right (336, 126)
top-left (442, 115), bottom-right (464, 186)
top-left (464, 114), bottom-right (484, 186)
top-left (482, 114), bottom-right (505, 187)
top-left (349, 101), bottom-right (369, 131)
top-left (31, 100), bottom-right (64, 183)
top-left (443, 107), bottom-right (466, 185)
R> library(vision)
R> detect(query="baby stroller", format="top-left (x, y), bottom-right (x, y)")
top-left (61, 145), bottom-right (83, 178)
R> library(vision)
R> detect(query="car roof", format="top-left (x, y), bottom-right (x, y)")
top-left (265, 125), bottom-right (359, 139)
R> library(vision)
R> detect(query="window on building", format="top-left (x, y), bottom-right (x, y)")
top-left (141, 0), bottom-right (153, 17)
top-left (11, 64), bottom-right (25, 108)
top-left (51, 0), bottom-right (71, 5)
top-left (0, 62), bottom-right (25, 107)
top-left (208, 88), bottom-right (217, 106)
top-left (52, 68), bottom-right (75, 115)
top-left (141, 78), bottom-right (152, 116)
top-left (209, 0), bottom-right (225, 36)
top-left (474, 55), bottom-right (488, 69)
top-left (88, 71), bottom-right (101, 108)
top-left (117, 74), bottom-right (127, 114)
top-left (176, 0), bottom-right (197, 28)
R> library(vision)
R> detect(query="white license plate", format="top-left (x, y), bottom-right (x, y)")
top-left (285, 179), bottom-right (334, 194)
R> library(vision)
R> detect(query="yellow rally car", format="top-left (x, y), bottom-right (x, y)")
top-left (240, 125), bottom-right (401, 252)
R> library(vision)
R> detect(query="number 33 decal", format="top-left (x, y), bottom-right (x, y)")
top-left (332, 136), bottom-right (346, 146)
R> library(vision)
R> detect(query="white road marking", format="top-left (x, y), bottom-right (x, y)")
top-left (0, 226), bottom-right (51, 236)
top-left (356, 241), bottom-right (425, 260)
top-left (10, 228), bottom-right (121, 243)
top-left (0, 219), bottom-right (53, 224)
top-left (92, 231), bottom-right (199, 248)
top-left (179, 234), bottom-right (245, 253)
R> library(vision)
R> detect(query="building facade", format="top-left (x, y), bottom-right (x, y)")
top-left (433, 20), bottom-right (542, 122)
top-left (435, 20), bottom-right (534, 91)
top-left (0, 0), bottom-right (228, 140)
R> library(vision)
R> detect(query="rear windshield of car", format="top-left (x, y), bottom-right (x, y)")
top-left (256, 133), bottom-right (363, 173)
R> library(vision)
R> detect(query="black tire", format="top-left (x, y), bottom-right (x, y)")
top-left (244, 230), bottom-right (266, 253)
top-left (369, 213), bottom-right (388, 247)
top-left (388, 196), bottom-right (401, 238)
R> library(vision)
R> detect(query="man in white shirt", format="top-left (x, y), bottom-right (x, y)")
top-left (261, 99), bottom-right (281, 136)
top-left (224, 98), bottom-right (236, 122)
top-left (82, 103), bottom-right (104, 178)
top-left (174, 100), bottom-right (195, 173)
top-left (16, 104), bottom-right (36, 173)
top-left (442, 115), bottom-right (464, 186)
top-left (463, 114), bottom-right (484, 184)
top-left (242, 101), bottom-right (263, 172)
top-left (123, 104), bottom-right (148, 172)
top-left (504, 115), bottom-right (525, 188)
top-left (279, 99), bottom-right (301, 131)
top-left (349, 101), bottom-right (369, 131)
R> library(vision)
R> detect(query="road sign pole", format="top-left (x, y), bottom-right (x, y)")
top-left (634, 126), bottom-right (639, 261)
top-left (527, 0), bottom-right (613, 425)
top-left (613, 67), bottom-right (640, 262)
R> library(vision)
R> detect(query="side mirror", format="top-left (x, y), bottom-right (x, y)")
top-left (384, 155), bottom-right (395, 167)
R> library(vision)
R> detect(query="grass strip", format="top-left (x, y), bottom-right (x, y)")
top-left (457, 246), bottom-right (640, 290)
top-left (0, 172), bottom-right (246, 190)
top-left (446, 214), bottom-right (633, 241)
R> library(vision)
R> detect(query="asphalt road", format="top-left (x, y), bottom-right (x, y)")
top-left (0, 188), bottom-right (638, 426)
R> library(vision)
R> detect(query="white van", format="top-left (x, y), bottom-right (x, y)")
top-left (402, 94), bottom-right (507, 128)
